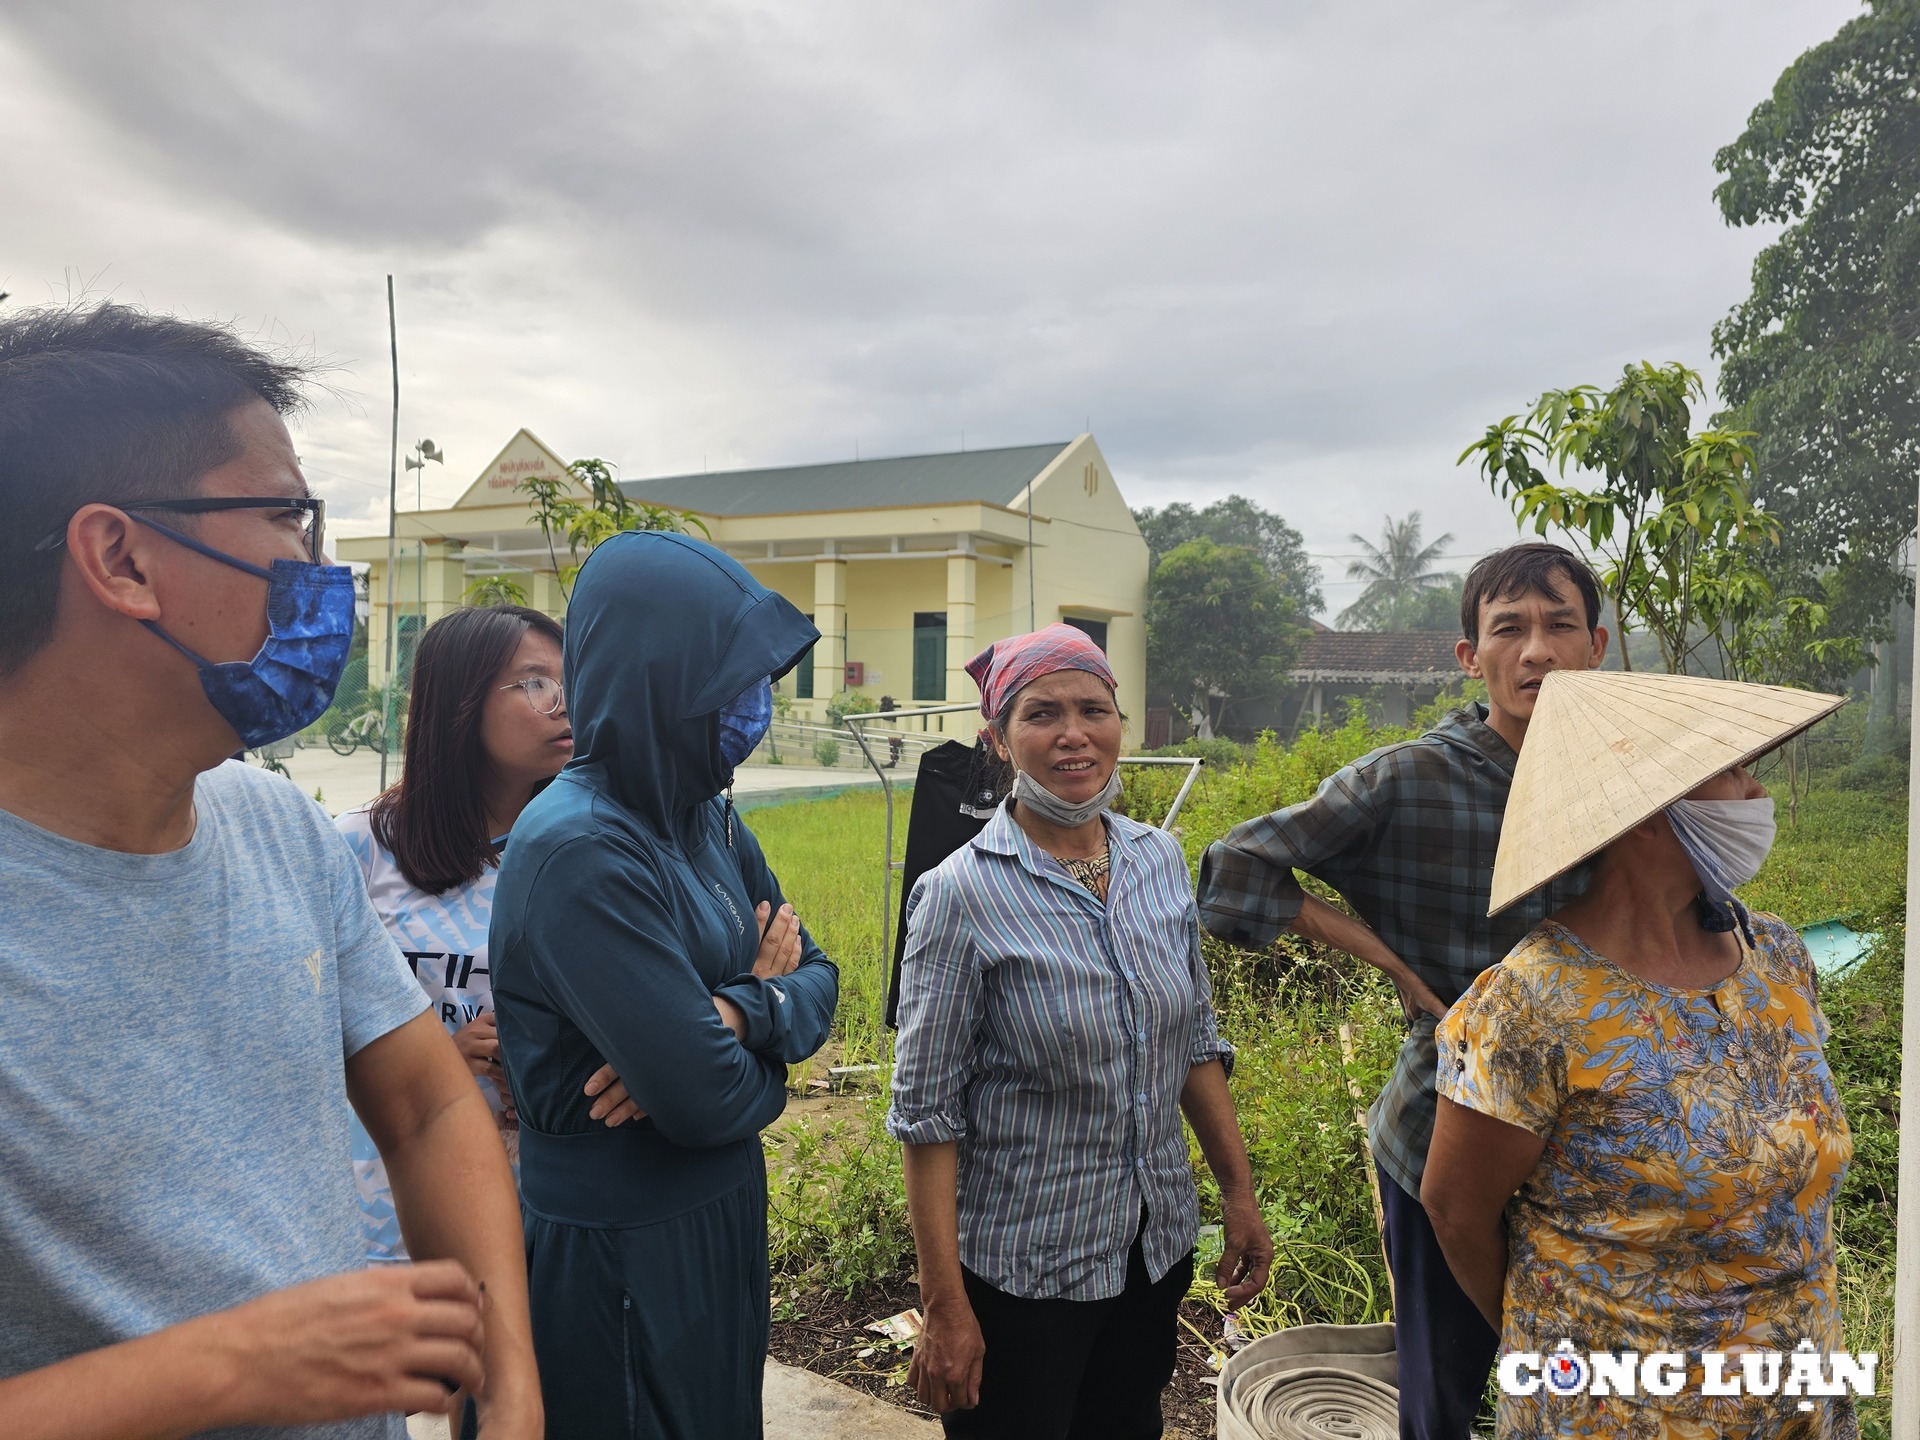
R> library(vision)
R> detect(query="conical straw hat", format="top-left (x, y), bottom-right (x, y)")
top-left (1488, 670), bottom-right (1846, 915)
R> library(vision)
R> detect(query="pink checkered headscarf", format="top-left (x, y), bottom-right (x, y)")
top-left (964, 624), bottom-right (1117, 721)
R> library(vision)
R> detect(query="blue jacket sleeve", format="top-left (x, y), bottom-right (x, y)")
top-left (711, 819), bottom-right (840, 1066)
top-left (523, 838), bottom-right (790, 1148)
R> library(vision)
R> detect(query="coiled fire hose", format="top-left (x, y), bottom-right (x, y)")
top-left (1216, 1322), bottom-right (1399, 1440)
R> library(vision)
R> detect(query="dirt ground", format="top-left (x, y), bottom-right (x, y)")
top-left (767, 1278), bottom-right (1225, 1439)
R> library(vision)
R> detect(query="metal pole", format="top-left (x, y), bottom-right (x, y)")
top-left (1026, 479), bottom-right (1035, 630)
top-left (379, 276), bottom-right (399, 793)
top-left (1158, 756), bottom-right (1204, 830)
top-left (843, 715), bottom-right (894, 1031)
top-left (1893, 493), bottom-right (1920, 1431)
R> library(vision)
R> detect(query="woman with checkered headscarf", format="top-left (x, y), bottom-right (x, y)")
top-left (887, 625), bottom-right (1273, 1440)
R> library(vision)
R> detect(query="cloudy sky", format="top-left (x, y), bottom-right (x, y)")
top-left (0, 1), bottom-right (1859, 619)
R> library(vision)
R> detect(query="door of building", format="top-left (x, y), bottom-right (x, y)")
top-left (913, 612), bottom-right (948, 702)
top-left (795, 614), bottom-right (815, 699)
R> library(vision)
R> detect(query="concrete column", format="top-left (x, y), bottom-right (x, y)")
top-left (946, 550), bottom-right (978, 705)
top-left (529, 569), bottom-right (569, 620)
top-left (813, 556), bottom-right (847, 695)
top-left (418, 540), bottom-right (468, 626)
top-left (364, 555), bottom-right (392, 695)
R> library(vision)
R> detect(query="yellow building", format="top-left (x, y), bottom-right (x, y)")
top-left (337, 429), bottom-right (1150, 729)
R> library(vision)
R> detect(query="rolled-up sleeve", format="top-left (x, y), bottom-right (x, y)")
top-left (1196, 765), bottom-right (1384, 948)
top-left (1183, 913), bottom-right (1235, 1077)
top-left (886, 872), bottom-right (983, 1145)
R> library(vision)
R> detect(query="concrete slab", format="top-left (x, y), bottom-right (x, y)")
top-left (400, 1361), bottom-right (936, 1439)
top-left (765, 1359), bottom-right (941, 1439)
top-left (250, 749), bottom-right (886, 817)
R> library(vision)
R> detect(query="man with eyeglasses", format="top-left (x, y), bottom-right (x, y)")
top-left (0, 304), bottom-right (541, 1439)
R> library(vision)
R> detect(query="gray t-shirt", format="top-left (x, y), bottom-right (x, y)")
top-left (0, 761), bottom-right (428, 1439)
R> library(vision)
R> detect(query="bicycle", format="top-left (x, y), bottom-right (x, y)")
top-left (326, 710), bottom-right (390, 756)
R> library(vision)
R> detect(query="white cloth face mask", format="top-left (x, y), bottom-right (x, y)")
top-left (1010, 765), bottom-right (1122, 829)
top-left (1665, 796), bottom-right (1777, 901)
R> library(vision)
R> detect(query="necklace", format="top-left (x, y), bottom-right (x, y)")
top-left (1055, 845), bottom-right (1112, 902)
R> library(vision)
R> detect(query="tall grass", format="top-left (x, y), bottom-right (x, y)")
top-left (748, 788), bottom-right (902, 1063)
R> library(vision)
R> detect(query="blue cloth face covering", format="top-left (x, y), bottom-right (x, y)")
top-left (133, 516), bottom-right (356, 749)
top-left (716, 677), bottom-right (774, 771)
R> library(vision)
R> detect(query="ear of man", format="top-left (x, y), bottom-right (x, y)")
top-left (61, 505), bottom-right (169, 627)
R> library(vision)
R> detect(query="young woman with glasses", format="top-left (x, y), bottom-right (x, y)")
top-left (336, 604), bottom-right (644, 1271)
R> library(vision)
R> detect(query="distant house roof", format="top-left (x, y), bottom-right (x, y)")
top-left (1290, 629), bottom-right (1460, 683)
top-left (618, 442), bottom-right (1073, 518)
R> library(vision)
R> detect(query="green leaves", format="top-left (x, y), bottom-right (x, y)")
top-left (1146, 538), bottom-right (1306, 737)
top-left (1711, 0), bottom-right (1919, 657)
top-left (518, 458), bottom-right (711, 596)
top-left (1462, 361), bottom-right (1770, 674)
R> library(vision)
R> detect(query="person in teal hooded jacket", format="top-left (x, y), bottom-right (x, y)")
top-left (489, 530), bottom-right (839, 1439)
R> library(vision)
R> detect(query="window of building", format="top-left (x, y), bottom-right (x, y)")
top-left (913, 612), bottom-right (948, 702)
top-left (1062, 616), bottom-right (1108, 652)
top-left (394, 613), bottom-right (425, 687)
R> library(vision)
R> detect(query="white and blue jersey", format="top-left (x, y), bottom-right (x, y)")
top-left (336, 807), bottom-right (515, 1263)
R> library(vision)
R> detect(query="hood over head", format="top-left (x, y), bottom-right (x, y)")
top-left (563, 530), bottom-right (819, 827)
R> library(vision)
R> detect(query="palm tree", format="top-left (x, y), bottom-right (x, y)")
top-left (1338, 512), bottom-right (1456, 630)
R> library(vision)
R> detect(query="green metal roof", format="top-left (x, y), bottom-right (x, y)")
top-left (618, 442), bottom-right (1073, 517)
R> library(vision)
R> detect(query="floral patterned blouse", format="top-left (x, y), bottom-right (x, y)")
top-left (1437, 912), bottom-right (1856, 1440)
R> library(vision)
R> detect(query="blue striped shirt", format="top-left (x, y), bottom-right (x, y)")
top-left (887, 803), bottom-right (1233, 1301)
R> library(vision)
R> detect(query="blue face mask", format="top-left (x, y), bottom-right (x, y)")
top-left (134, 516), bottom-right (357, 750)
top-left (716, 676), bottom-right (774, 770)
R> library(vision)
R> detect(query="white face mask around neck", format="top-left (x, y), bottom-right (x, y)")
top-left (1009, 764), bottom-right (1122, 829)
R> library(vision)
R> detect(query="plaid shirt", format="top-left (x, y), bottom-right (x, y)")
top-left (1196, 704), bottom-right (1589, 1198)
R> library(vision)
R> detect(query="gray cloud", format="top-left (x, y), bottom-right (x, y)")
top-left (0, 0), bottom-right (1861, 612)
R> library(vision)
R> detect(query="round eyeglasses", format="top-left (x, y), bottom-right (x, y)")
top-left (500, 676), bottom-right (566, 715)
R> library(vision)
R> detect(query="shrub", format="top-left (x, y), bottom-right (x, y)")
top-left (765, 1087), bottom-right (912, 1293)
top-left (813, 736), bottom-right (841, 768)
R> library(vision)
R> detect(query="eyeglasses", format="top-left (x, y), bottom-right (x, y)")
top-left (33, 496), bottom-right (328, 565)
top-left (499, 676), bottom-right (566, 715)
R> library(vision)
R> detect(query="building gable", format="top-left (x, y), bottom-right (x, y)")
top-left (452, 428), bottom-right (582, 509)
top-left (1019, 435), bottom-right (1144, 544)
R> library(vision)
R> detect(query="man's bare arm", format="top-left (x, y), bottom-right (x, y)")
top-left (0, 1262), bottom-right (485, 1440)
top-left (347, 1010), bottom-right (542, 1439)
top-left (1290, 891), bottom-right (1447, 1019)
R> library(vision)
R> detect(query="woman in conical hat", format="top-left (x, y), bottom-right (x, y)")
top-left (1419, 670), bottom-right (1857, 1440)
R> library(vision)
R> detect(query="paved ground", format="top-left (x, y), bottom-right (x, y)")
top-left (257, 747), bottom-right (888, 816)
top-left (402, 1360), bottom-right (938, 1438)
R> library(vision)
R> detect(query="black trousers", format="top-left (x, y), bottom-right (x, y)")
top-left (942, 1232), bottom-right (1194, 1440)
top-left (1378, 1165), bottom-right (1499, 1440)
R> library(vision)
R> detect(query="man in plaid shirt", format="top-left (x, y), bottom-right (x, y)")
top-left (1198, 543), bottom-right (1608, 1440)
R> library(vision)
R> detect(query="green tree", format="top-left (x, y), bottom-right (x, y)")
top-left (1146, 538), bottom-right (1304, 740)
top-left (1461, 362), bottom-right (1774, 674)
top-left (462, 574), bottom-right (531, 607)
top-left (1132, 495), bottom-right (1324, 615)
top-left (1711, 0), bottom-right (1920, 659)
top-left (519, 457), bottom-right (709, 595)
top-left (1336, 513), bottom-right (1456, 630)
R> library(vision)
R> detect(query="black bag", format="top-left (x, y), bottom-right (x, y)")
top-left (885, 740), bottom-right (1005, 1028)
